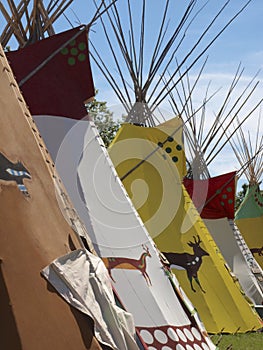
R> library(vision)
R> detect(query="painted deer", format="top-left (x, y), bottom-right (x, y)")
top-left (102, 245), bottom-right (152, 286)
top-left (250, 246), bottom-right (263, 257)
top-left (0, 152), bottom-right (31, 195)
top-left (162, 235), bottom-right (209, 293)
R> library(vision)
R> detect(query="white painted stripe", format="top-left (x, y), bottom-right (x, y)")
top-left (18, 184), bottom-right (27, 192)
top-left (6, 168), bottom-right (30, 178)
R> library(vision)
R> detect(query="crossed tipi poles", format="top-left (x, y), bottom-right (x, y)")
top-left (0, 0), bottom-right (74, 48)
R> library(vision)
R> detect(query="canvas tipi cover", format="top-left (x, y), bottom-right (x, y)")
top-left (235, 184), bottom-right (263, 270)
top-left (204, 218), bottom-right (263, 305)
top-left (184, 173), bottom-right (263, 306)
top-left (109, 122), bottom-right (263, 333)
top-left (0, 43), bottom-right (139, 350)
top-left (31, 115), bottom-right (216, 349)
top-left (76, 120), bottom-right (216, 349)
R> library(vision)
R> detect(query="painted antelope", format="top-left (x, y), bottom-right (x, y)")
top-left (0, 152), bottom-right (31, 195)
top-left (162, 235), bottom-right (209, 293)
top-left (250, 246), bottom-right (263, 257)
top-left (102, 245), bottom-right (152, 286)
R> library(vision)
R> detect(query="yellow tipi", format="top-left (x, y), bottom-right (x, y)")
top-left (109, 120), bottom-right (263, 333)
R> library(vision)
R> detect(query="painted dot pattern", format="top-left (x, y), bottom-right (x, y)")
top-left (140, 329), bottom-right (154, 344)
top-left (177, 329), bottom-right (187, 342)
top-left (78, 53), bottom-right (86, 62)
top-left (70, 47), bottom-right (78, 55)
top-left (176, 345), bottom-right (185, 350)
top-left (191, 327), bottom-right (202, 340)
top-left (60, 39), bottom-right (87, 66)
top-left (213, 184), bottom-right (235, 208)
top-left (186, 345), bottom-right (195, 350)
top-left (201, 343), bottom-right (210, 350)
top-left (167, 327), bottom-right (179, 341)
top-left (156, 137), bottom-right (183, 165)
top-left (138, 325), bottom-right (210, 350)
top-left (193, 345), bottom-right (202, 350)
top-left (78, 42), bottom-right (86, 50)
top-left (184, 328), bottom-right (194, 341)
top-left (154, 330), bottom-right (168, 344)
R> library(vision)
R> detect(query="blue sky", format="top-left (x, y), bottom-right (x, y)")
top-left (1, 0), bottom-right (262, 188)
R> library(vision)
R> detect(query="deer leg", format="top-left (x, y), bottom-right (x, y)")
top-left (143, 271), bottom-right (152, 286)
top-left (107, 268), bottom-right (116, 283)
top-left (186, 270), bottom-right (196, 292)
top-left (194, 276), bottom-right (206, 293)
top-left (189, 277), bottom-right (196, 292)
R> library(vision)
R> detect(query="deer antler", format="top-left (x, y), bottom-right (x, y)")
top-left (142, 244), bottom-right (149, 253)
top-left (194, 235), bottom-right (201, 244)
top-left (188, 235), bottom-right (202, 247)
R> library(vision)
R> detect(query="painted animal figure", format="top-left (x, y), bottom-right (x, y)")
top-left (102, 245), bottom-right (152, 285)
top-left (162, 235), bottom-right (209, 293)
top-left (250, 246), bottom-right (263, 257)
top-left (0, 152), bottom-right (31, 195)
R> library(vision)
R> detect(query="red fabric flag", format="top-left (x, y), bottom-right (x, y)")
top-left (183, 172), bottom-right (236, 219)
top-left (7, 26), bottom-right (94, 119)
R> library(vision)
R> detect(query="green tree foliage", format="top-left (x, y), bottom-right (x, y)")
top-left (87, 92), bottom-right (121, 147)
top-left (235, 183), bottom-right (248, 211)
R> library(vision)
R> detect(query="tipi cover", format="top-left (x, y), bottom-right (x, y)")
top-left (183, 172), bottom-right (236, 220)
top-left (204, 218), bottom-right (263, 305)
top-left (0, 43), bottom-right (139, 350)
top-left (184, 173), bottom-right (263, 306)
top-left (34, 115), bottom-right (216, 350)
top-left (109, 122), bottom-right (263, 333)
top-left (77, 120), bottom-right (216, 349)
top-left (235, 184), bottom-right (263, 270)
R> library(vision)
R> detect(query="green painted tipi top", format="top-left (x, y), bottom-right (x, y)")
top-left (235, 184), bottom-right (263, 220)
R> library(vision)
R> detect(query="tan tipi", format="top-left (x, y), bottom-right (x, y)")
top-left (0, 43), bottom-right (141, 350)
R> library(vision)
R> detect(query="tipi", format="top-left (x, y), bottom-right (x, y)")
top-left (109, 120), bottom-right (263, 333)
top-left (232, 116), bottom-right (263, 271)
top-left (0, 42), bottom-right (141, 350)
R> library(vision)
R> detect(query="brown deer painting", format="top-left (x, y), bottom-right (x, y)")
top-left (102, 245), bottom-right (152, 286)
top-left (162, 235), bottom-right (209, 293)
top-left (250, 246), bottom-right (263, 257)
